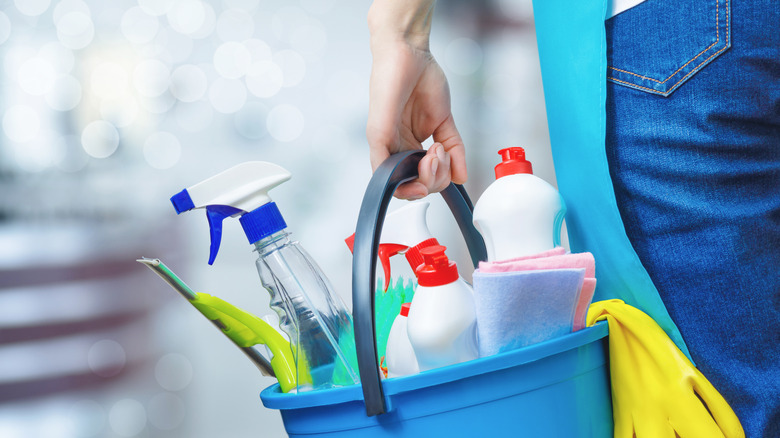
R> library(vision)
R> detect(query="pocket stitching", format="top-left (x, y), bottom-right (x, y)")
top-left (607, 0), bottom-right (730, 95)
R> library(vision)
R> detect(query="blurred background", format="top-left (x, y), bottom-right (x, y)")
top-left (0, 0), bottom-right (555, 436)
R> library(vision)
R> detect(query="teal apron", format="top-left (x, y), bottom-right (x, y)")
top-left (531, 0), bottom-right (691, 358)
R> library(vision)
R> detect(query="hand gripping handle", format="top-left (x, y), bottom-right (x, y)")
top-left (351, 150), bottom-right (487, 416)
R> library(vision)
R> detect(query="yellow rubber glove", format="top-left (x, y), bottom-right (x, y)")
top-left (587, 299), bottom-right (744, 438)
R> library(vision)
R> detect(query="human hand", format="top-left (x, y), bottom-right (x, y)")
top-left (367, 0), bottom-right (467, 199)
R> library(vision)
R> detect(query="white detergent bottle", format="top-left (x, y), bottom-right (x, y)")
top-left (385, 303), bottom-right (419, 378)
top-left (407, 245), bottom-right (478, 371)
top-left (472, 147), bottom-right (567, 262)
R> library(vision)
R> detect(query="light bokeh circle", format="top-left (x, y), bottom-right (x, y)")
top-left (147, 393), bottom-right (186, 430)
top-left (208, 78), bottom-right (247, 114)
top-left (108, 399), bottom-right (146, 437)
top-left (213, 41), bottom-right (251, 79)
top-left (87, 339), bottom-right (126, 378)
top-left (134, 59), bottom-right (171, 97)
top-left (121, 7), bottom-right (159, 44)
top-left (154, 353), bottom-right (193, 392)
top-left (3, 105), bottom-right (40, 143)
top-left (18, 57), bottom-right (56, 96)
top-left (169, 64), bottom-right (208, 102)
top-left (15, 0), bottom-right (51, 17)
top-left (56, 12), bottom-right (95, 50)
top-left (143, 131), bottom-right (181, 169)
top-left (245, 60), bottom-right (283, 98)
top-left (81, 120), bottom-right (119, 158)
top-left (266, 104), bottom-right (304, 142)
top-left (0, 12), bottom-right (11, 45)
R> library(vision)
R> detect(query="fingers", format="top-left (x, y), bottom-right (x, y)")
top-left (393, 143), bottom-right (451, 200)
top-left (691, 375), bottom-right (746, 438)
top-left (433, 114), bottom-right (467, 184)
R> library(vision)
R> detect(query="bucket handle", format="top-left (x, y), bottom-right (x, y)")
top-left (351, 150), bottom-right (487, 416)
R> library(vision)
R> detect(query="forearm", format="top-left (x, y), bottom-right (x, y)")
top-left (367, 0), bottom-right (435, 51)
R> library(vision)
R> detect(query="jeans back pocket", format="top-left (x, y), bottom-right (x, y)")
top-left (606, 0), bottom-right (731, 96)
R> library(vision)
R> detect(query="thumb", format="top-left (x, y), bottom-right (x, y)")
top-left (433, 114), bottom-right (467, 184)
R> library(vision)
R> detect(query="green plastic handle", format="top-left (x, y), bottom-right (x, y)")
top-left (191, 293), bottom-right (297, 393)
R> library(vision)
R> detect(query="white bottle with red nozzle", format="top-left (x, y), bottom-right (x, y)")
top-left (407, 245), bottom-right (478, 371)
top-left (385, 302), bottom-right (420, 378)
top-left (472, 147), bottom-right (567, 262)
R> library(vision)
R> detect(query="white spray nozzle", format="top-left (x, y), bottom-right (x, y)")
top-left (171, 161), bottom-right (292, 265)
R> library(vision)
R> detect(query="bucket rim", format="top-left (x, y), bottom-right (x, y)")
top-left (260, 321), bottom-right (608, 410)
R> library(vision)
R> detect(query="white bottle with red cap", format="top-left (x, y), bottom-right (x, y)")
top-left (385, 302), bottom-right (420, 378)
top-left (407, 245), bottom-right (478, 371)
top-left (472, 147), bottom-right (567, 262)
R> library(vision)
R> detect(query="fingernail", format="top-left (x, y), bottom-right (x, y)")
top-left (431, 157), bottom-right (438, 175)
top-left (435, 144), bottom-right (446, 162)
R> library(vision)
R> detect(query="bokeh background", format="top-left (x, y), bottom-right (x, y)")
top-left (0, 0), bottom-right (557, 436)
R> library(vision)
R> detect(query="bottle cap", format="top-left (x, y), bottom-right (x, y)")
top-left (405, 238), bottom-right (440, 272)
top-left (495, 147), bottom-right (533, 179)
top-left (415, 245), bottom-right (459, 287)
top-left (400, 302), bottom-right (411, 317)
top-left (240, 202), bottom-right (287, 244)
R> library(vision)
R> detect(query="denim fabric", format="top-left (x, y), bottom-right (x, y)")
top-left (606, 0), bottom-right (780, 436)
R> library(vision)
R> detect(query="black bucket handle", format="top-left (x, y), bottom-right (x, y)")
top-left (351, 150), bottom-right (488, 416)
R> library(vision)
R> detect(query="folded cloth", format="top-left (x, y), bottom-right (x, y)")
top-left (479, 250), bottom-right (596, 331)
top-left (472, 268), bottom-right (586, 357)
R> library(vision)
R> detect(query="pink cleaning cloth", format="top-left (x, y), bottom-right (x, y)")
top-left (479, 249), bottom-right (596, 331)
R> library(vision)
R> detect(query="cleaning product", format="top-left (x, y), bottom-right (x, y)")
top-left (374, 276), bottom-right (416, 368)
top-left (472, 147), bottom-right (567, 262)
top-left (345, 201), bottom-right (440, 291)
top-left (137, 257), bottom-right (297, 392)
top-left (385, 302), bottom-right (419, 378)
top-left (170, 161), bottom-right (358, 391)
top-left (407, 245), bottom-right (478, 371)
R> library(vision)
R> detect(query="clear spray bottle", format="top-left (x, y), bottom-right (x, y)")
top-left (171, 161), bottom-right (358, 391)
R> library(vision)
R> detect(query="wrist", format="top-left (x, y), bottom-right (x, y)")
top-left (368, 0), bottom-right (435, 51)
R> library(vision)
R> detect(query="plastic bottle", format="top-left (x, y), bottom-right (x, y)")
top-left (472, 147), bottom-right (567, 262)
top-left (170, 161), bottom-right (359, 391)
top-left (385, 303), bottom-right (419, 378)
top-left (407, 245), bottom-right (478, 371)
top-left (345, 201), bottom-right (440, 291)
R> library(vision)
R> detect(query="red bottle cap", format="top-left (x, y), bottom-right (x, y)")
top-left (494, 147), bottom-right (533, 179)
top-left (405, 238), bottom-right (439, 272)
top-left (400, 302), bottom-right (411, 317)
top-left (415, 245), bottom-right (459, 287)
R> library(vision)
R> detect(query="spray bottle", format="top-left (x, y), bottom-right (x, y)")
top-left (345, 201), bottom-right (440, 292)
top-left (472, 147), bottom-right (567, 261)
top-left (170, 161), bottom-right (359, 391)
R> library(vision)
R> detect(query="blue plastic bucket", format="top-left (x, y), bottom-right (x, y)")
top-left (261, 152), bottom-right (612, 437)
top-left (261, 322), bottom-right (611, 437)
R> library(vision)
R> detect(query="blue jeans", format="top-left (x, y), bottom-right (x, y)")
top-left (606, 0), bottom-right (780, 436)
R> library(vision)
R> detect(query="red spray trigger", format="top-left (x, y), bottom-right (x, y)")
top-left (345, 233), bottom-right (356, 253)
top-left (378, 244), bottom-right (409, 292)
top-left (345, 233), bottom-right (408, 292)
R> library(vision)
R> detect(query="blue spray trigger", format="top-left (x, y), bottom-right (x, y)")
top-left (205, 205), bottom-right (245, 265)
